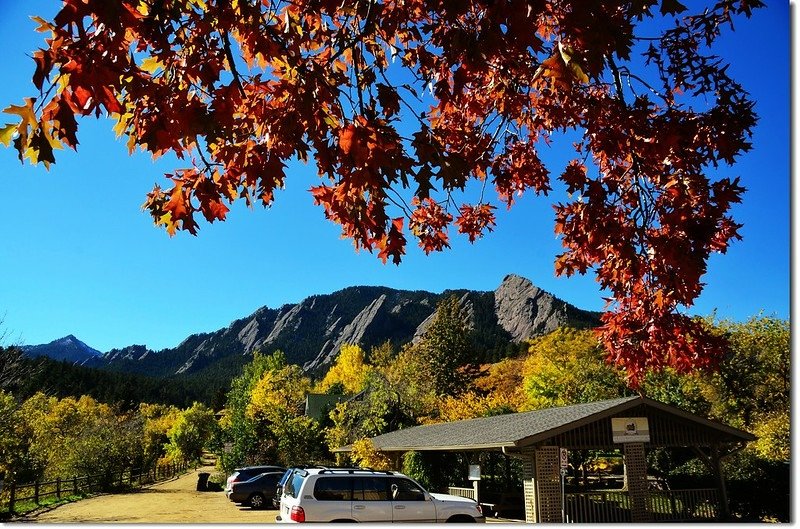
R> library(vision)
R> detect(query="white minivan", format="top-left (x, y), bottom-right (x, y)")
top-left (277, 467), bottom-right (485, 523)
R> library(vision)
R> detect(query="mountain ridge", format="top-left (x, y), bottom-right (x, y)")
top-left (24, 275), bottom-right (600, 379)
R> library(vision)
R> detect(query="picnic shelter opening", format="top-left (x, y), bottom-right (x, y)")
top-left (335, 396), bottom-right (754, 523)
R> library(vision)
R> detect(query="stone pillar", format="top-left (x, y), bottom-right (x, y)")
top-left (535, 446), bottom-right (562, 523)
top-left (624, 442), bottom-right (651, 523)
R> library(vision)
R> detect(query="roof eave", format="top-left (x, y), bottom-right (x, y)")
top-left (334, 442), bottom-right (517, 453)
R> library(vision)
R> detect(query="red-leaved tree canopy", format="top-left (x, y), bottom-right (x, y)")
top-left (2, 0), bottom-right (761, 385)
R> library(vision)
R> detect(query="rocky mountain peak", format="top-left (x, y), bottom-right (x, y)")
top-left (23, 334), bottom-right (103, 364)
top-left (495, 274), bottom-right (576, 341)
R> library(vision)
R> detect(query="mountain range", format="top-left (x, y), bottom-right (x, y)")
top-left (22, 274), bottom-right (600, 381)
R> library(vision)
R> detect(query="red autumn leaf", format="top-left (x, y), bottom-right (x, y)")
top-left (32, 49), bottom-right (53, 91)
top-left (376, 83), bottom-right (401, 118)
top-left (339, 124), bottom-right (356, 155)
top-left (455, 203), bottom-right (496, 243)
top-left (165, 181), bottom-right (190, 221)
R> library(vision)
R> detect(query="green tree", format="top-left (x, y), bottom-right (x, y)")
top-left (217, 350), bottom-right (281, 472)
top-left (0, 390), bottom-right (37, 484)
top-left (165, 402), bottom-right (216, 462)
top-left (218, 350), bottom-right (319, 470)
top-left (701, 316), bottom-right (789, 432)
top-left (272, 415), bottom-right (327, 467)
top-left (415, 296), bottom-right (474, 397)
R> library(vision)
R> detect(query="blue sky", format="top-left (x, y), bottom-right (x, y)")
top-left (0, 1), bottom-right (790, 352)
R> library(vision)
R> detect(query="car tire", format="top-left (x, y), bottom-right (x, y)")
top-left (249, 493), bottom-right (266, 509)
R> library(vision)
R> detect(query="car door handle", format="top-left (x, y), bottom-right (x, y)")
top-left (394, 505), bottom-right (406, 510)
top-left (353, 505), bottom-right (365, 510)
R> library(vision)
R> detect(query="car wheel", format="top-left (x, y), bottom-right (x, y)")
top-left (249, 493), bottom-right (266, 509)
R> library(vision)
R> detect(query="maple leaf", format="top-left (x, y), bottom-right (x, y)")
top-left (339, 124), bottom-right (356, 155)
top-left (376, 83), bottom-right (401, 118)
top-left (32, 49), bottom-right (53, 91)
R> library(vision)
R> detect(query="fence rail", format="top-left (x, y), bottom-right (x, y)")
top-left (447, 486), bottom-right (477, 501)
top-left (565, 488), bottom-right (719, 523)
top-left (1, 461), bottom-right (191, 515)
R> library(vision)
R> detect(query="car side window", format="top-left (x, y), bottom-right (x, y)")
top-left (390, 478), bottom-right (426, 501)
top-left (358, 477), bottom-right (389, 501)
top-left (314, 477), bottom-right (353, 501)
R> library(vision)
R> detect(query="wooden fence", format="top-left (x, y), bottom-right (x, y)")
top-left (564, 488), bottom-right (719, 523)
top-left (1, 461), bottom-right (191, 514)
top-left (447, 486), bottom-right (477, 501)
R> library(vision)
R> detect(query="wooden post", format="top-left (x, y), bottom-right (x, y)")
top-left (73, 475), bottom-right (78, 495)
top-left (8, 481), bottom-right (16, 513)
top-left (712, 445), bottom-right (730, 521)
top-left (34, 480), bottom-right (40, 504)
top-left (56, 477), bottom-right (61, 499)
top-left (624, 442), bottom-right (651, 523)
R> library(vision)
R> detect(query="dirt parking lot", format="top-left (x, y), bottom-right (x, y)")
top-left (20, 465), bottom-right (280, 523)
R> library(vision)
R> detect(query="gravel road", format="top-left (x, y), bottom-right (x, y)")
top-left (20, 465), bottom-right (280, 523)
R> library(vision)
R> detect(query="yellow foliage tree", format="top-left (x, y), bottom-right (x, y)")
top-left (521, 327), bottom-right (627, 410)
top-left (316, 344), bottom-right (373, 395)
top-left (350, 438), bottom-right (392, 471)
top-left (386, 344), bottom-right (438, 420)
top-left (21, 393), bottom-right (138, 480)
top-left (247, 364), bottom-right (312, 422)
top-left (431, 391), bottom-right (517, 424)
top-left (473, 357), bottom-right (527, 410)
top-left (750, 410), bottom-right (789, 462)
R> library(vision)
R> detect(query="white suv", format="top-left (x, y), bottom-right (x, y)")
top-left (277, 467), bottom-right (485, 523)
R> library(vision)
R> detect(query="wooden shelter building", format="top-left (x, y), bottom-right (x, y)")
top-left (337, 396), bottom-right (754, 523)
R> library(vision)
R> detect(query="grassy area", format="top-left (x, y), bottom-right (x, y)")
top-left (0, 493), bottom-right (90, 520)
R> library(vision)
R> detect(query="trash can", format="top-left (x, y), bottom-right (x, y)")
top-left (197, 472), bottom-right (210, 491)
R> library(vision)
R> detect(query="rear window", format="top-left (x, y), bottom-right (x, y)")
top-left (278, 469), bottom-right (294, 486)
top-left (284, 470), bottom-right (308, 499)
top-left (314, 477), bottom-right (354, 501)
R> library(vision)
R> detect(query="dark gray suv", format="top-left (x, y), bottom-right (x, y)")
top-left (225, 465), bottom-right (286, 493)
top-left (227, 471), bottom-right (284, 509)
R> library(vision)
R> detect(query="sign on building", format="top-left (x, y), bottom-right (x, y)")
top-left (611, 417), bottom-right (650, 443)
top-left (559, 448), bottom-right (569, 469)
top-left (468, 464), bottom-right (481, 481)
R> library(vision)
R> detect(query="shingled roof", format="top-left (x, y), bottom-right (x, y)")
top-left (334, 396), bottom-right (754, 453)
